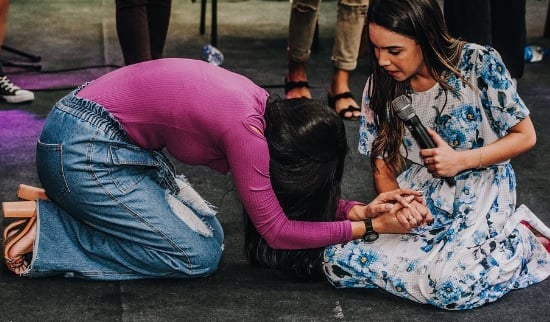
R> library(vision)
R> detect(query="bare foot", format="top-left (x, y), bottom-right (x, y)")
top-left (286, 84), bottom-right (311, 99)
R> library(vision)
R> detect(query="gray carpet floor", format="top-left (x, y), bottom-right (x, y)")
top-left (1, 0), bottom-right (549, 321)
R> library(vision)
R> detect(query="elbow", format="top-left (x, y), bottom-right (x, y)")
top-left (265, 237), bottom-right (285, 250)
top-left (522, 116), bottom-right (537, 150)
top-left (263, 232), bottom-right (296, 250)
top-left (528, 132), bottom-right (537, 150)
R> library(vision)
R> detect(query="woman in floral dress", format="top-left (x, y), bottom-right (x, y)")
top-left (323, 0), bottom-right (550, 310)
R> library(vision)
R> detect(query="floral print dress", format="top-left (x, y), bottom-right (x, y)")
top-left (323, 43), bottom-right (550, 310)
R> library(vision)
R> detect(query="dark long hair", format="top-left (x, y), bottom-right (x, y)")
top-left (366, 0), bottom-right (465, 175)
top-left (244, 97), bottom-right (348, 280)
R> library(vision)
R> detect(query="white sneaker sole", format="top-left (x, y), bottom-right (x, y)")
top-left (2, 90), bottom-right (35, 103)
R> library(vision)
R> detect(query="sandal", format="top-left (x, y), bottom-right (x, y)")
top-left (3, 201), bottom-right (37, 218)
top-left (17, 184), bottom-right (48, 201)
top-left (521, 220), bottom-right (550, 252)
top-left (327, 92), bottom-right (361, 121)
top-left (3, 201), bottom-right (37, 276)
top-left (284, 77), bottom-right (310, 98)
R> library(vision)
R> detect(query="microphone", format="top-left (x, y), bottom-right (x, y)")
top-left (391, 95), bottom-right (455, 186)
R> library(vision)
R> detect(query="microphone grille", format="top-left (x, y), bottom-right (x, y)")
top-left (391, 95), bottom-right (414, 121)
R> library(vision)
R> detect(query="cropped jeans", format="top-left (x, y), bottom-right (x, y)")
top-left (288, 0), bottom-right (369, 71)
top-left (30, 88), bottom-right (224, 280)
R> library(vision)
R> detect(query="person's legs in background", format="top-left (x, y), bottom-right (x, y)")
top-left (491, 0), bottom-right (526, 86)
top-left (443, 0), bottom-right (526, 88)
top-left (146, 0), bottom-right (171, 60)
top-left (286, 0), bottom-right (321, 99)
top-left (0, 0), bottom-right (34, 103)
top-left (443, 0), bottom-right (492, 45)
top-left (328, 0), bottom-right (368, 120)
top-left (115, 0), bottom-right (171, 65)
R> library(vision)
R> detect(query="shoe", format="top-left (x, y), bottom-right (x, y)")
top-left (284, 77), bottom-right (310, 98)
top-left (17, 184), bottom-right (48, 201)
top-left (521, 220), bottom-right (550, 252)
top-left (2, 201), bottom-right (38, 218)
top-left (327, 92), bottom-right (361, 121)
top-left (0, 75), bottom-right (34, 103)
top-left (518, 204), bottom-right (550, 252)
top-left (2, 200), bottom-right (37, 276)
top-left (3, 216), bottom-right (36, 275)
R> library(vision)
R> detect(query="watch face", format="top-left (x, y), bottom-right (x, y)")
top-left (363, 232), bottom-right (379, 243)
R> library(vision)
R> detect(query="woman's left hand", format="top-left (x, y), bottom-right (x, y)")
top-left (393, 199), bottom-right (433, 229)
top-left (420, 129), bottom-right (464, 177)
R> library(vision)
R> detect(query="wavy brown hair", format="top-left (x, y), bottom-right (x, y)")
top-left (366, 0), bottom-right (466, 175)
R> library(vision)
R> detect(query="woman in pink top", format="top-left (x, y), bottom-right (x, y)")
top-left (3, 58), bottom-right (428, 279)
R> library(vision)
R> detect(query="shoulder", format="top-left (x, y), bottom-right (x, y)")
top-left (459, 43), bottom-right (509, 84)
top-left (460, 43), bottom-right (504, 66)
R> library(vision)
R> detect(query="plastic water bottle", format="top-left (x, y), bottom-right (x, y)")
top-left (524, 45), bottom-right (550, 63)
top-left (201, 44), bottom-right (224, 66)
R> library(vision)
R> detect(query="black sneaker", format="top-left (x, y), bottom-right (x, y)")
top-left (0, 75), bottom-right (34, 103)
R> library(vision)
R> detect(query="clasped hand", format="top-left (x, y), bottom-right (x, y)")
top-left (350, 188), bottom-right (433, 234)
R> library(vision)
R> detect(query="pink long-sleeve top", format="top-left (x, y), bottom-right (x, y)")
top-left (77, 58), bottom-right (355, 249)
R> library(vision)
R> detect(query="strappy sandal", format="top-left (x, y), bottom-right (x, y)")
top-left (16, 184), bottom-right (48, 201)
top-left (2, 184), bottom-right (43, 275)
top-left (284, 77), bottom-right (310, 98)
top-left (3, 201), bottom-right (37, 275)
top-left (327, 92), bottom-right (361, 121)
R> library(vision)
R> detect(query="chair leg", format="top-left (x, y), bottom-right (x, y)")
top-left (200, 0), bottom-right (207, 35)
top-left (211, 0), bottom-right (218, 46)
top-left (545, 2), bottom-right (550, 38)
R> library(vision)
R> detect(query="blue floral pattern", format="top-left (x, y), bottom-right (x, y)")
top-left (324, 44), bottom-right (550, 310)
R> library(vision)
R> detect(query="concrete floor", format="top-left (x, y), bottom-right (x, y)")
top-left (1, 0), bottom-right (549, 321)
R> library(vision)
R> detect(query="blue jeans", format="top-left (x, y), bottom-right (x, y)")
top-left (31, 88), bottom-right (224, 280)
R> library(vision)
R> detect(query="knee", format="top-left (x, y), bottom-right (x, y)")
top-left (420, 272), bottom-right (492, 310)
top-left (188, 244), bottom-right (224, 277)
top-left (292, 0), bottom-right (320, 13)
top-left (338, 0), bottom-right (368, 18)
top-left (339, 0), bottom-right (369, 8)
top-left (168, 238), bottom-right (224, 278)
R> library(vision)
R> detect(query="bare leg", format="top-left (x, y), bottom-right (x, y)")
top-left (328, 0), bottom-right (367, 119)
top-left (286, 0), bottom-right (319, 99)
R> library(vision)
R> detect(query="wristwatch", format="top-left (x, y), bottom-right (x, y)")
top-left (362, 218), bottom-right (379, 243)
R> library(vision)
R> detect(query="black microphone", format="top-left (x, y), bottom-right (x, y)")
top-left (391, 95), bottom-right (455, 186)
